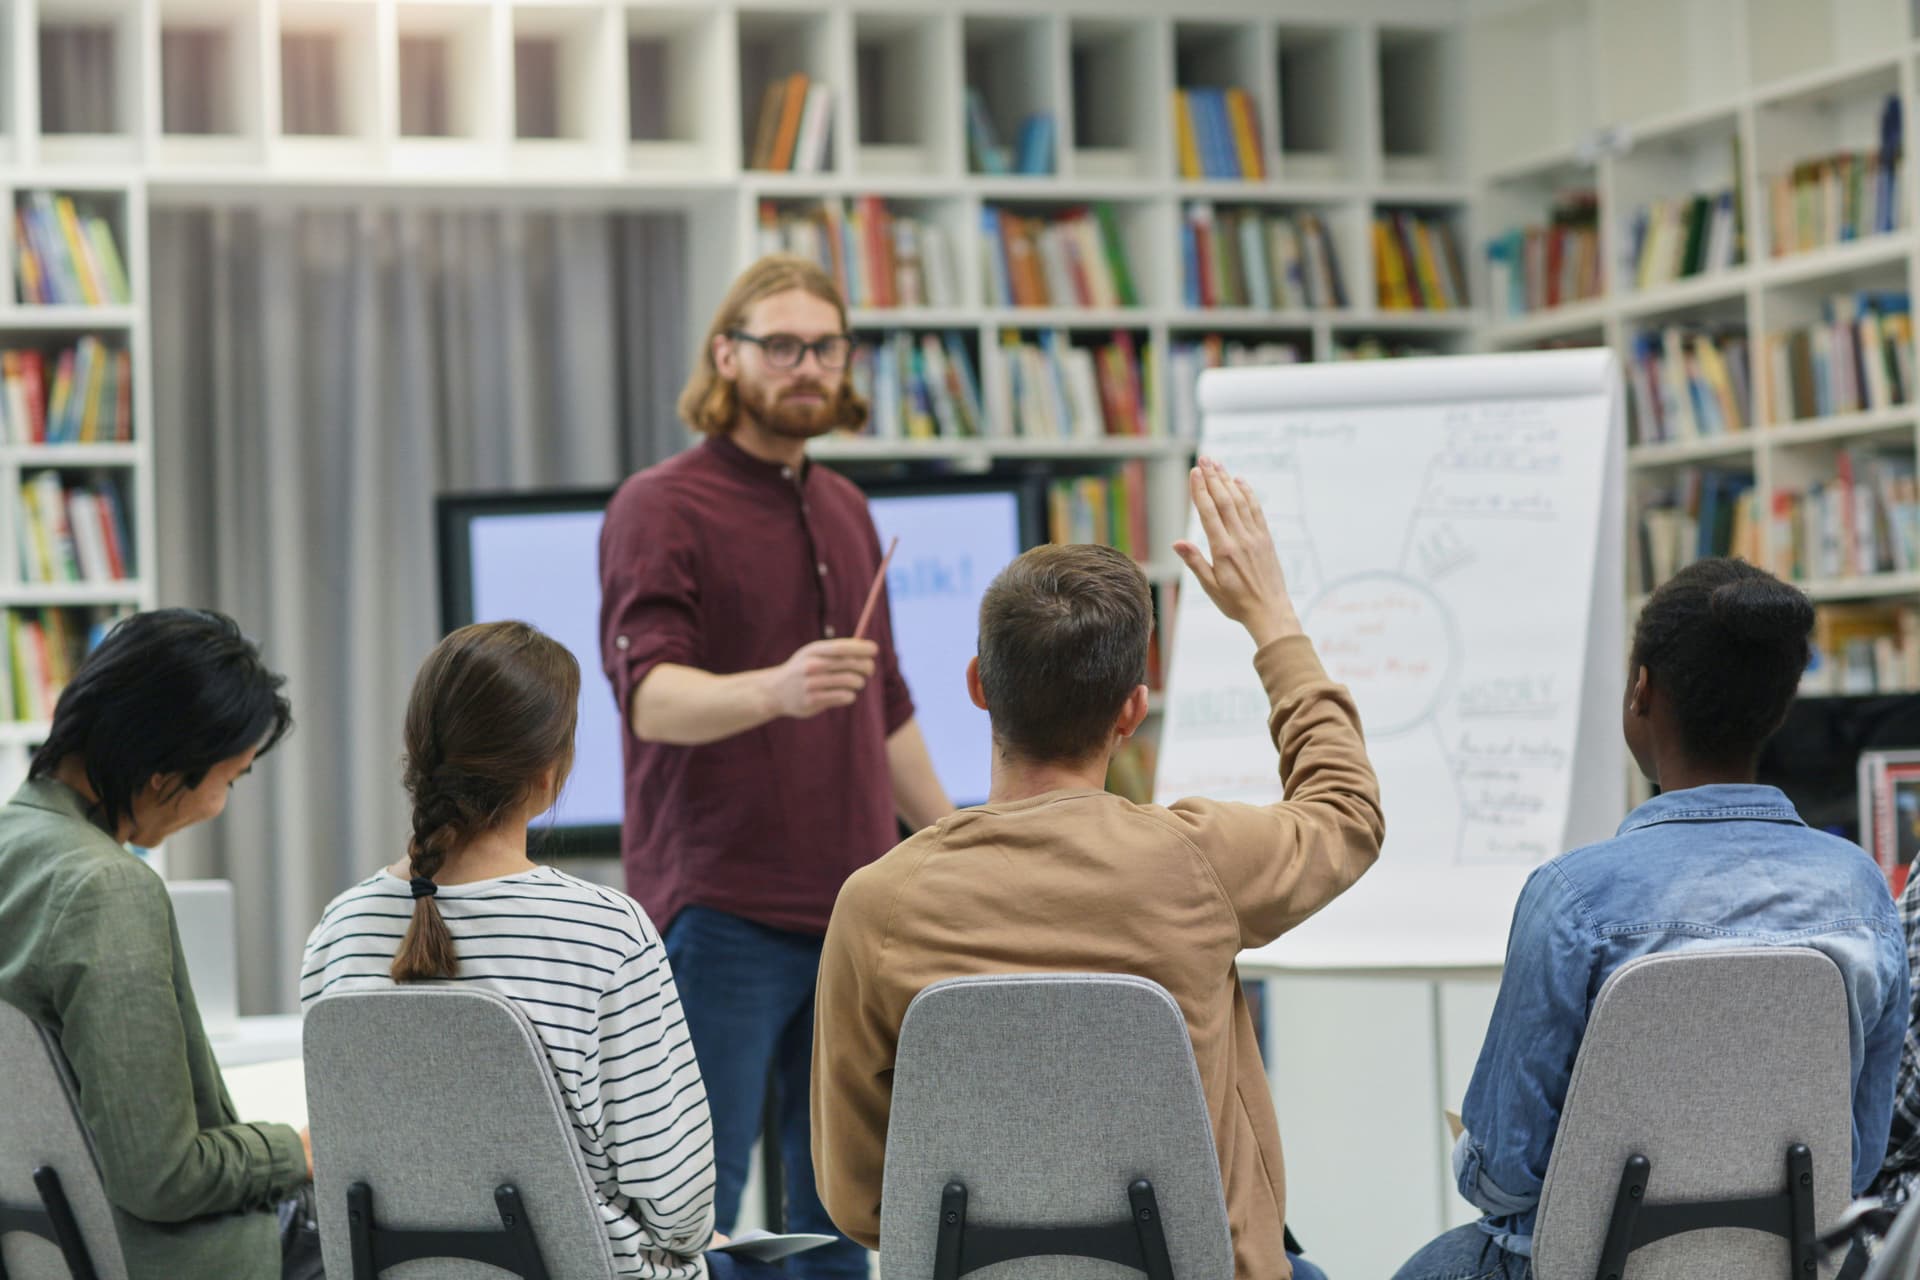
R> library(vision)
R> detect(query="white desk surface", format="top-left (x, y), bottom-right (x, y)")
top-left (210, 1013), bottom-right (303, 1069)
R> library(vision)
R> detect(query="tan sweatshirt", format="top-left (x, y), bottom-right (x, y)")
top-left (810, 635), bottom-right (1384, 1280)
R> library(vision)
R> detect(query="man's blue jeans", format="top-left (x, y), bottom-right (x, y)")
top-left (664, 905), bottom-right (867, 1280)
top-left (1392, 1224), bottom-right (1531, 1280)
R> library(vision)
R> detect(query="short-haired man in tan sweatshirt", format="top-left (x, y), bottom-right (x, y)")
top-left (811, 458), bottom-right (1385, 1280)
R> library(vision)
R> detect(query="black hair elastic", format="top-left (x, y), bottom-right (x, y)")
top-left (409, 876), bottom-right (438, 900)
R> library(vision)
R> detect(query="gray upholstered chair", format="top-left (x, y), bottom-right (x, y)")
top-left (0, 998), bottom-right (129, 1280)
top-left (1530, 947), bottom-right (1853, 1280)
top-left (878, 972), bottom-right (1235, 1280)
top-left (303, 986), bottom-right (621, 1280)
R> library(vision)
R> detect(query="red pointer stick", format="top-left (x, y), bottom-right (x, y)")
top-left (852, 537), bottom-right (899, 641)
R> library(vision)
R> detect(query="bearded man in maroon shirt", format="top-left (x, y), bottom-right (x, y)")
top-left (598, 255), bottom-right (952, 1278)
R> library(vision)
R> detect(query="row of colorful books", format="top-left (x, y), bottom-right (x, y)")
top-left (981, 205), bottom-right (1140, 309)
top-left (756, 199), bottom-right (961, 311)
top-left (17, 472), bottom-right (134, 585)
top-left (1168, 338), bottom-right (1303, 439)
top-left (1171, 88), bottom-right (1265, 180)
top-left (1180, 204), bottom-right (1346, 310)
top-left (1771, 449), bottom-right (1920, 582)
top-left (1623, 187), bottom-right (1741, 291)
top-left (1048, 460), bottom-right (1151, 558)
top-left (1767, 96), bottom-right (1903, 257)
top-left (3, 607), bottom-right (127, 724)
top-left (965, 93), bottom-right (1053, 176)
top-left (1802, 603), bottom-right (1920, 695)
top-left (747, 74), bottom-right (832, 172)
top-left (1759, 292), bottom-right (1912, 424)
top-left (1485, 190), bottom-right (1601, 318)
top-left (0, 340), bottom-right (132, 445)
top-left (16, 193), bottom-right (132, 307)
top-left (988, 330), bottom-right (1156, 440)
top-left (849, 332), bottom-right (985, 441)
top-left (1636, 468), bottom-right (1758, 593)
top-left (1373, 212), bottom-right (1467, 311)
top-left (1627, 327), bottom-right (1752, 445)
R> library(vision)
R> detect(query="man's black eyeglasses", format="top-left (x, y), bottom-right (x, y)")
top-left (728, 331), bottom-right (854, 371)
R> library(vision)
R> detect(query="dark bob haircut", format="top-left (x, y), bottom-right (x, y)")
top-left (29, 609), bottom-right (293, 833)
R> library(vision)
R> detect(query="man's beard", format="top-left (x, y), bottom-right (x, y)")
top-left (738, 376), bottom-right (839, 439)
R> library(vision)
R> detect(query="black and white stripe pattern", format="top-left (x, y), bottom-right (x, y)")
top-left (301, 866), bottom-right (716, 1279)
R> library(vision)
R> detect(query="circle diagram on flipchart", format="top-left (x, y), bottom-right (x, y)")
top-left (1301, 573), bottom-right (1458, 738)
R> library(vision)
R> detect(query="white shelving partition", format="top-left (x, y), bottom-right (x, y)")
top-left (1470, 0), bottom-right (1920, 661)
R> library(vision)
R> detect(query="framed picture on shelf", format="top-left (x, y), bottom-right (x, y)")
top-left (1858, 749), bottom-right (1920, 895)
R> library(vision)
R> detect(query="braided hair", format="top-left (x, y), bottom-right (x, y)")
top-left (391, 621), bottom-right (580, 982)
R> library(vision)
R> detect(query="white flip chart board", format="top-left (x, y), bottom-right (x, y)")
top-left (1156, 350), bottom-right (1626, 970)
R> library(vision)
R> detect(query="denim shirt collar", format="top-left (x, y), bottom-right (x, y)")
top-left (1615, 783), bottom-right (1806, 837)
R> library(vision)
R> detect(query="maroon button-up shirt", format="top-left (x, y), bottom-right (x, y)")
top-left (598, 435), bottom-right (915, 936)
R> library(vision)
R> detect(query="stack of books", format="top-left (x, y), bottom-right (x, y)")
top-left (1636, 468), bottom-right (1759, 593)
top-left (1768, 96), bottom-right (1903, 256)
top-left (1802, 602), bottom-right (1920, 695)
top-left (1624, 184), bottom-right (1742, 290)
top-left (1, 339), bottom-right (133, 444)
top-left (16, 472), bottom-right (134, 584)
top-left (965, 91), bottom-right (1053, 175)
top-left (1771, 448), bottom-right (1920, 581)
top-left (1048, 461), bottom-right (1151, 558)
top-left (746, 73), bottom-right (832, 172)
top-left (1170, 87), bottom-right (1265, 180)
top-left (1372, 211), bottom-right (1467, 310)
top-left (1485, 190), bottom-right (1601, 318)
top-left (987, 330), bottom-right (1156, 440)
top-left (1626, 326), bottom-right (1752, 445)
top-left (1334, 337), bottom-right (1439, 360)
top-left (756, 199), bottom-right (960, 310)
top-left (3, 607), bottom-right (127, 723)
top-left (1758, 291), bottom-right (1912, 424)
top-left (15, 193), bottom-right (132, 307)
top-left (1168, 337), bottom-right (1304, 439)
top-left (1181, 205), bottom-right (1345, 309)
top-left (848, 332), bottom-right (984, 441)
top-left (981, 205), bottom-right (1140, 309)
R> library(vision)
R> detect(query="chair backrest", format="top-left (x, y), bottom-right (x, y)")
top-left (303, 985), bottom-right (620, 1280)
top-left (879, 972), bottom-right (1235, 1280)
top-left (1532, 947), bottom-right (1853, 1280)
top-left (0, 1000), bottom-right (130, 1280)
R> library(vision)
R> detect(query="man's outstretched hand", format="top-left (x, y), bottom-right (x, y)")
top-left (1172, 457), bottom-right (1304, 649)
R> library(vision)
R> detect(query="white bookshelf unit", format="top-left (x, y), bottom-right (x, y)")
top-left (1471, 0), bottom-right (1920, 712)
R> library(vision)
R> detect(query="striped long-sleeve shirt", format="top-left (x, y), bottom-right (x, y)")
top-left (301, 866), bottom-right (715, 1279)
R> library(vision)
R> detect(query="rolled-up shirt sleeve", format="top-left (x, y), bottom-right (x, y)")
top-left (599, 479), bottom-right (704, 723)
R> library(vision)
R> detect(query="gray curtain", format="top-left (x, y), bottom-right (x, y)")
top-left (149, 204), bottom-right (690, 1012)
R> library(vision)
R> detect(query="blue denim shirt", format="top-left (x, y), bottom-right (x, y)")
top-left (1454, 784), bottom-right (1910, 1257)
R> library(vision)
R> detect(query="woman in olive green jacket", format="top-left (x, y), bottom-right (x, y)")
top-left (0, 609), bottom-right (309, 1279)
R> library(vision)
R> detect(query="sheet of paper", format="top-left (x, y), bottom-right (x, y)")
top-left (222, 1056), bottom-right (309, 1130)
top-left (1158, 353), bottom-right (1622, 968)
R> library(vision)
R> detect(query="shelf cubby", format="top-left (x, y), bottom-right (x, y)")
top-left (36, 0), bottom-right (141, 163)
top-left (625, 6), bottom-right (733, 175)
top-left (1610, 114), bottom-right (1747, 299)
top-left (1753, 61), bottom-right (1904, 261)
top-left (963, 15), bottom-right (1063, 178)
top-left (1276, 24), bottom-right (1365, 183)
top-left (393, 2), bottom-right (500, 163)
top-left (274, 0), bottom-right (381, 169)
top-left (1481, 162), bottom-right (1602, 320)
top-left (1463, 0), bottom-right (1595, 175)
top-left (1376, 25), bottom-right (1463, 186)
top-left (852, 12), bottom-right (957, 179)
top-left (1067, 18), bottom-right (1161, 181)
top-left (1171, 20), bottom-right (1267, 182)
top-left (739, 8), bottom-right (843, 175)
top-left (156, 0), bottom-right (263, 166)
top-left (510, 5), bottom-right (619, 167)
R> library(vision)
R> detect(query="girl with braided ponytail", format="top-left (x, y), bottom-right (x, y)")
top-left (305, 622), bottom-right (779, 1278)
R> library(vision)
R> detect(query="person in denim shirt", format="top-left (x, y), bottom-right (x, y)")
top-left (1395, 558), bottom-right (1909, 1280)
